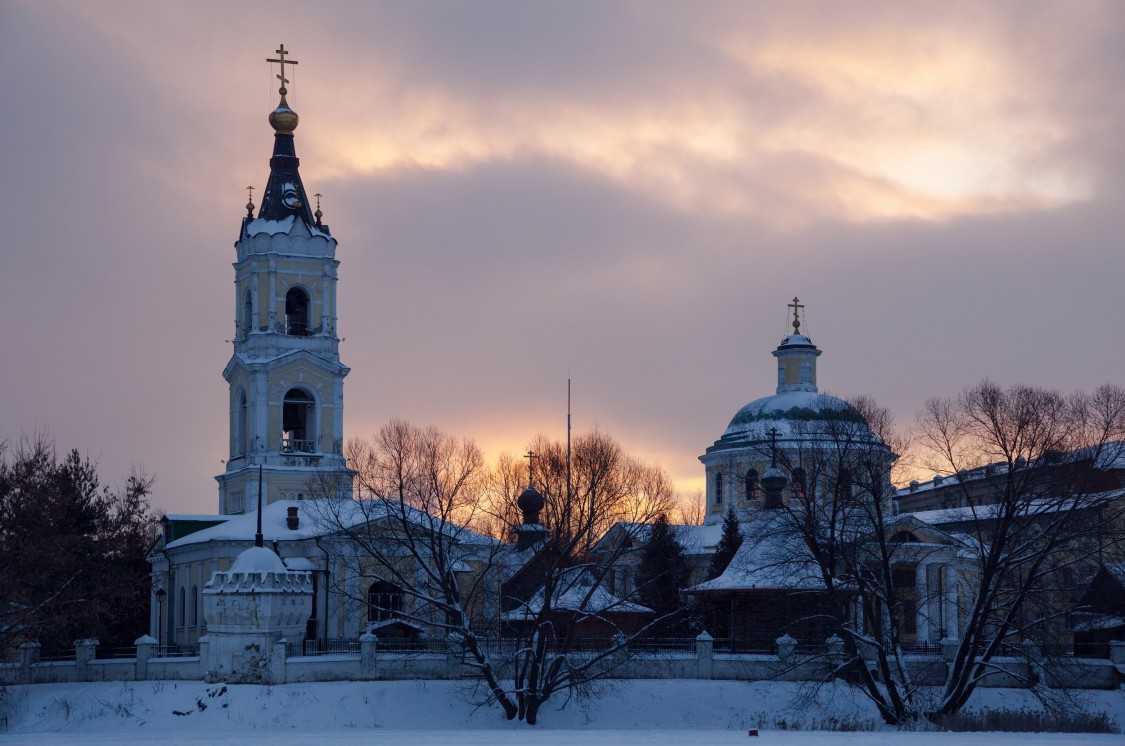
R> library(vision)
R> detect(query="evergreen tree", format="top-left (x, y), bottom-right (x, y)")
top-left (0, 436), bottom-right (159, 651)
top-left (707, 505), bottom-right (743, 580)
top-left (636, 513), bottom-right (689, 633)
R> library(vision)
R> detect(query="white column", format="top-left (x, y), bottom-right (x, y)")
top-left (915, 563), bottom-right (929, 642)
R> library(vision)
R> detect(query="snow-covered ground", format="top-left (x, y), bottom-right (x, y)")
top-left (2, 679), bottom-right (1121, 744)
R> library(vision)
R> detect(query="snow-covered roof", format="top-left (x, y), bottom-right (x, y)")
top-left (687, 513), bottom-right (826, 593)
top-left (897, 442), bottom-right (1125, 498)
top-left (165, 498), bottom-right (497, 549)
top-left (502, 570), bottom-right (652, 620)
top-left (603, 521), bottom-right (724, 556)
top-left (163, 513), bottom-right (230, 522)
top-left (904, 488), bottom-right (1125, 526)
top-left (706, 392), bottom-right (885, 456)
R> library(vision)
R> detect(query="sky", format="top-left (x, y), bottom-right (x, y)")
top-left (1, 0), bottom-right (1123, 515)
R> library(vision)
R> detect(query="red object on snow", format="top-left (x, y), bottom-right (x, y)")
top-left (748, 729), bottom-right (759, 736)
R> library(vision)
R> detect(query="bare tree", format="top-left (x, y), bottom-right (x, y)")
top-left (916, 381), bottom-right (1125, 718)
top-left (307, 421), bottom-right (518, 718)
top-left (309, 423), bottom-right (677, 725)
top-left (758, 394), bottom-right (935, 725)
top-left (674, 490), bottom-right (706, 526)
top-left (480, 429), bottom-right (678, 724)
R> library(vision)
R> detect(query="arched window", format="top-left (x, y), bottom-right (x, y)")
top-left (367, 580), bottom-right (404, 623)
top-left (239, 391), bottom-right (249, 454)
top-left (243, 289), bottom-right (253, 336)
top-left (285, 287), bottom-right (310, 336)
top-left (715, 471), bottom-right (723, 505)
top-left (836, 469), bottom-right (853, 503)
top-left (282, 388), bottom-right (314, 452)
top-left (791, 467), bottom-right (807, 499)
top-left (744, 468), bottom-right (759, 500)
top-left (191, 584), bottom-right (199, 626)
top-left (178, 586), bottom-right (186, 627)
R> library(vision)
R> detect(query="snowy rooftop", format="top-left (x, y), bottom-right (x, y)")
top-left (502, 570), bottom-right (653, 620)
top-left (896, 441), bottom-right (1125, 498)
top-left (687, 513), bottom-right (827, 593)
top-left (904, 488), bottom-right (1125, 526)
top-left (165, 499), bottom-right (496, 549)
top-left (606, 522), bottom-right (724, 556)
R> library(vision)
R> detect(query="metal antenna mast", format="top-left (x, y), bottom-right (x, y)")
top-left (255, 464), bottom-right (264, 548)
top-left (567, 378), bottom-right (572, 506)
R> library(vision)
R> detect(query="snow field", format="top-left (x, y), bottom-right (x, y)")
top-left (1, 679), bottom-right (1121, 744)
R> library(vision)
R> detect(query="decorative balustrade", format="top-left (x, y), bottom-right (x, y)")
top-left (281, 438), bottom-right (316, 453)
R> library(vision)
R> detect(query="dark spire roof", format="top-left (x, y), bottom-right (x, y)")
top-left (252, 44), bottom-right (325, 233)
top-left (257, 131), bottom-right (319, 227)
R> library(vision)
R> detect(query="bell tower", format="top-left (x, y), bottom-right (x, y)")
top-left (216, 45), bottom-right (353, 514)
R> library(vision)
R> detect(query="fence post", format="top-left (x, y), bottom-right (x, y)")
top-left (1110, 640), bottom-right (1125, 666)
top-left (826, 635), bottom-right (845, 658)
top-left (446, 636), bottom-right (461, 679)
top-left (696, 631), bottom-right (714, 679)
top-left (776, 634), bottom-right (796, 663)
top-left (197, 635), bottom-right (209, 672)
top-left (135, 635), bottom-right (156, 680)
top-left (75, 639), bottom-right (98, 682)
top-left (360, 632), bottom-right (378, 677)
top-left (18, 642), bottom-right (40, 683)
top-left (940, 637), bottom-right (960, 663)
top-left (270, 639), bottom-right (287, 684)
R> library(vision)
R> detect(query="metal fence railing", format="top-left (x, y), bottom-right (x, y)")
top-left (900, 640), bottom-right (942, 656)
top-left (95, 645), bottom-right (137, 660)
top-left (629, 637), bottom-right (696, 653)
top-left (712, 638), bottom-right (775, 655)
top-left (154, 643), bottom-right (199, 658)
top-left (288, 638), bottom-right (361, 657)
top-left (38, 649), bottom-right (76, 662)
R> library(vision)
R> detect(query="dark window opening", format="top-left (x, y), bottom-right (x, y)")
top-left (282, 388), bottom-right (315, 452)
top-left (285, 287), bottom-right (310, 336)
top-left (744, 469), bottom-right (759, 500)
top-left (367, 580), bottom-right (404, 623)
top-left (715, 471), bottom-right (723, 505)
top-left (239, 391), bottom-right (249, 455)
top-left (836, 468), bottom-right (853, 503)
top-left (892, 566), bottom-right (917, 589)
top-left (243, 290), bottom-right (253, 336)
top-left (791, 467), bottom-right (807, 499)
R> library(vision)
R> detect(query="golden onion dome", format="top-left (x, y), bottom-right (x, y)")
top-left (269, 90), bottom-right (299, 134)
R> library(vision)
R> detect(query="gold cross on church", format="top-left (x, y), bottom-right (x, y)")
top-left (788, 296), bottom-right (804, 335)
top-left (267, 44), bottom-right (299, 94)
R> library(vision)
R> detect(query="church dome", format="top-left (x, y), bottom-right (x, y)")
top-left (517, 484), bottom-right (545, 526)
top-left (269, 97), bottom-right (299, 134)
top-left (517, 484), bottom-right (545, 514)
top-left (724, 390), bottom-right (865, 439)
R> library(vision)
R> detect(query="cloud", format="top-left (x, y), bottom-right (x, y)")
top-left (1, 1), bottom-right (1122, 512)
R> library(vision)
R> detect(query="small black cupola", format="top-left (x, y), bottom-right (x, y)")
top-left (513, 449), bottom-right (548, 551)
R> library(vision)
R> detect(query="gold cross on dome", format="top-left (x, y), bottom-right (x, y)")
top-left (266, 44), bottom-right (299, 94)
top-left (788, 296), bottom-right (804, 335)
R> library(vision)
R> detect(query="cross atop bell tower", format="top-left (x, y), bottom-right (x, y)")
top-left (267, 44), bottom-right (298, 95)
top-left (216, 46), bottom-right (354, 514)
